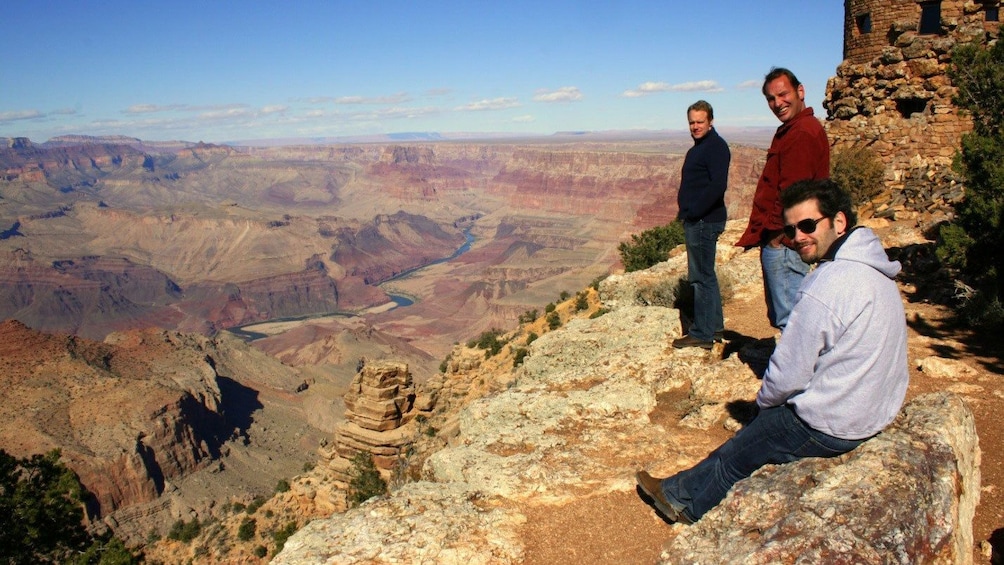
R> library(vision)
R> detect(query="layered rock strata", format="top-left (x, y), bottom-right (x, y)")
top-left (321, 362), bottom-right (427, 483)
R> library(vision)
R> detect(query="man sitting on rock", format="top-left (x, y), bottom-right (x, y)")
top-left (636, 178), bottom-right (909, 524)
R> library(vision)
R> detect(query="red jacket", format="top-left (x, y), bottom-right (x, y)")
top-left (736, 107), bottom-right (830, 248)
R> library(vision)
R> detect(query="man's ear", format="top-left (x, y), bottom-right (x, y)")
top-left (833, 211), bottom-right (848, 236)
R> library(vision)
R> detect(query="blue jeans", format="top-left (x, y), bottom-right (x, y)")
top-left (659, 405), bottom-right (865, 522)
top-left (683, 220), bottom-right (725, 341)
top-left (760, 244), bottom-right (809, 330)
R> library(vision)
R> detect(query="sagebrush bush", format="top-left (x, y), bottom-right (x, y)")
top-left (830, 144), bottom-right (885, 206)
top-left (618, 220), bottom-right (685, 272)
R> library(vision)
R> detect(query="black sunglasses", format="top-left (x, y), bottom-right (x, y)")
top-left (783, 216), bottom-right (829, 239)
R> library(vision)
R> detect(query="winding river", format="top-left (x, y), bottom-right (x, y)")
top-left (228, 227), bottom-right (475, 340)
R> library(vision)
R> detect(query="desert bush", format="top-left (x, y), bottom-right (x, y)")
top-left (589, 307), bottom-right (610, 319)
top-left (272, 521), bottom-right (298, 555)
top-left (559, 290), bottom-right (570, 301)
top-left (618, 220), bottom-right (685, 272)
top-left (830, 144), bottom-right (885, 206)
top-left (544, 302), bottom-right (556, 313)
top-left (237, 518), bottom-right (256, 542)
top-left (167, 518), bottom-right (202, 543)
top-left (518, 309), bottom-right (538, 324)
top-left (246, 496), bottom-right (266, 514)
top-left (275, 479), bottom-right (290, 493)
top-left (467, 328), bottom-right (506, 358)
top-left (546, 311), bottom-right (561, 330)
top-left (512, 347), bottom-right (529, 367)
top-left (347, 452), bottom-right (387, 507)
top-left (574, 291), bottom-right (589, 311)
top-left (525, 331), bottom-right (538, 345)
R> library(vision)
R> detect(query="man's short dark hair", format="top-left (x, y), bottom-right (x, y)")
top-left (762, 67), bottom-right (802, 96)
top-left (688, 100), bottom-right (714, 120)
top-left (781, 179), bottom-right (858, 228)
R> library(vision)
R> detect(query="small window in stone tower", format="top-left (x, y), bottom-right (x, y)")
top-left (986, 5), bottom-right (1000, 22)
top-left (856, 13), bottom-right (872, 33)
top-left (919, 1), bottom-right (942, 34)
top-left (896, 98), bottom-right (928, 118)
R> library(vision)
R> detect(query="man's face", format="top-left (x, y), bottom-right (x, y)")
top-left (783, 198), bottom-right (846, 264)
top-left (688, 109), bottom-right (712, 140)
top-left (764, 75), bottom-right (806, 124)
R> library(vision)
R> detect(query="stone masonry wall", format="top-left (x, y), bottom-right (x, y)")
top-left (825, 0), bottom-right (999, 221)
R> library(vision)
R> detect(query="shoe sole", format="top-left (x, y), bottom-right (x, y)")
top-left (635, 472), bottom-right (688, 523)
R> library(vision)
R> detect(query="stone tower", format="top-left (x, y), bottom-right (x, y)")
top-left (824, 0), bottom-right (999, 219)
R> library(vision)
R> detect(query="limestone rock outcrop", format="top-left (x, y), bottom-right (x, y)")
top-left (275, 223), bottom-right (981, 564)
top-left (320, 361), bottom-right (426, 484)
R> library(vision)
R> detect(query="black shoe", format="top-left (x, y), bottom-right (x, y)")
top-left (635, 470), bottom-right (692, 524)
top-left (713, 330), bottom-right (724, 343)
top-left (672, 335), bottom-right (714, 350)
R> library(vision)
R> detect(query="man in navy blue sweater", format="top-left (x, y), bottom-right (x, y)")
top-left (672, 100), bottom-right (731, 349)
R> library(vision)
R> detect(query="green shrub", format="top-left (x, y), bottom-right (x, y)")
top-left (512, 347), bottom-right (529, 367)
top-left (74, 536), bottom-right (138, 565)
top-left (0, 449), bottom-right (95, 563)
top-left (830, 144), bottom-right (885, 206)
top-left (275, 479), bottom-right (290, 493)
top-left (574, 291), bottom-right (589, 311)
top-left (518, 309), bottom-right (538, 324)
top-left (272, 521), bottom-right (298, 555)
top-left (525, 332), bottom-right (538, 345)
top-left (246, 496), bottom-right (266, 515)
top-left (467, 328), bottom-right (506, 358)
top-left (589, 307), bottom-right (611, 319)
top-left (618, 220), bottom-right (685, 272)
top-left (237, 518), bottom-right (256, 542)
top-left (936, 39), bottom-right (1004, 306)
top-left (347, 452), bottom-right (387, 507)
top-left (544, 302), bottom-right (556, 313)
top-left (167, 518), bottom-right (202, 543)
top-left (546, 311), bottom-right (561, 330)
top-left (559, 290), bottom-right (570, 301)
top-left (253, 545), bottom-right (268, 558)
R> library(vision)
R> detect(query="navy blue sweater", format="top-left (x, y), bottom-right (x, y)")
top-left (676, 127), bottom-right (730, 223)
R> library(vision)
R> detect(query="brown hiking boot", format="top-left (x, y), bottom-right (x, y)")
top-left (635, 470), bottom-right (692, 524)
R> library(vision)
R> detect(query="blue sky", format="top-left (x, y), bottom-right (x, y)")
top-left (1, 1), bottom-right (845, 144)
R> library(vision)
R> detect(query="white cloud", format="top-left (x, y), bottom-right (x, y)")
top-left (737, 79), bottom-right (761, 89)
top-left (455, 97), bottom-right (521, 111)
top-left (533, 86), bottom-right (583, 103)
top-left (260, 105), bottom-right (288, 115)
top-left (0, 110), bottom-right (44, 122)
top-left (125, 104), bottom-right (184, 114)
top-left (306, 93), bottom-right (412, 105)
top-left (622, 80), bottom-right (724, 97)
top-left (512, 115), bottom-right (536, 123)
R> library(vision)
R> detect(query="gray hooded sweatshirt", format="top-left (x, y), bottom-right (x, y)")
top-left (756, 226), bottom-right (909, 440)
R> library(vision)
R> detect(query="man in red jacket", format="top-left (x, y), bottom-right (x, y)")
top-left (735, 67), bottom-right (830, 331)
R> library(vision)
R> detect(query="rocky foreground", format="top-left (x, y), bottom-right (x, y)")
top-left (270, 220), bottom-right (986, 564)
